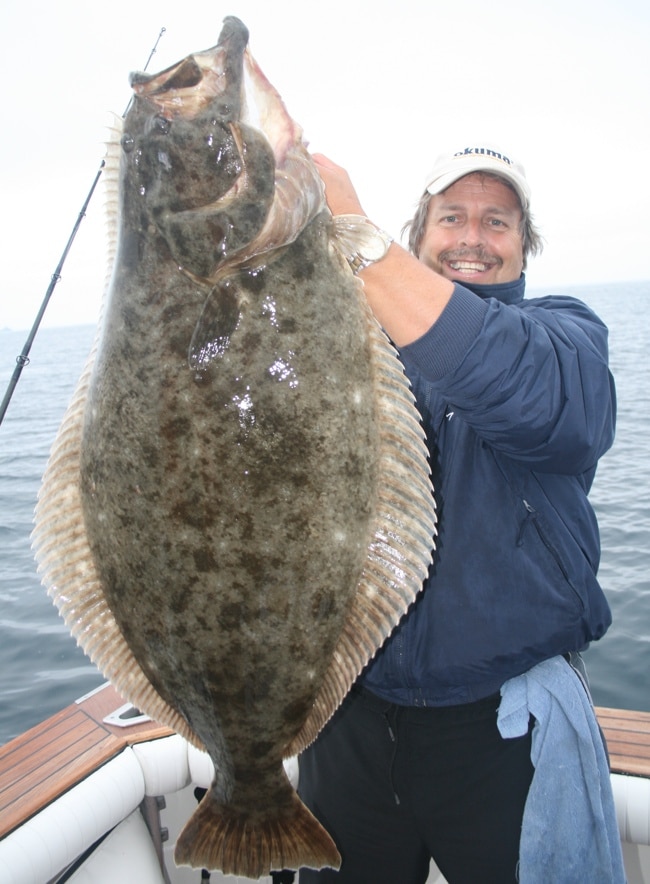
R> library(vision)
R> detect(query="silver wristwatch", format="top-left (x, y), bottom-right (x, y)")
top-left (331, 214), bottom-right (394, 276)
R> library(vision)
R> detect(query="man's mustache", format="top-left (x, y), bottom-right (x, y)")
top-left (439, 248), bottom-right (501, 265)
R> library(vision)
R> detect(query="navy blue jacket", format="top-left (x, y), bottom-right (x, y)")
top-left (362, 275), bottom-right (616, 706)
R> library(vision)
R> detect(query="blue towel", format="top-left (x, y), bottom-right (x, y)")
top-left (498, 656), bottom-right (626, 883)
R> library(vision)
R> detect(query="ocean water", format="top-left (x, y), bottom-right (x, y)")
top-left (0, 280), bottom-right (648, 745)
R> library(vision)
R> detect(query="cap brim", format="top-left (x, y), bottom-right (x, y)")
top-left (425, 154), bottom-right (530, 210)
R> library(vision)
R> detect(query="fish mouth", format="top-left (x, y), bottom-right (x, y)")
top-left (127, 16), bottom-right (310, 174)
top-left (121, 16), bottom-right (324, 280)
top-left (130, 16), bottom-right (250, 122)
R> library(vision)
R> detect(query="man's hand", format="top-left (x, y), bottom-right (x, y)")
top-left (311, 152), bottom-right (453, 347)
top-left (312, 154), bottom-right (366, 217)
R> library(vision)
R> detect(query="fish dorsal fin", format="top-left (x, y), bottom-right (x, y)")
top-left (31, 119), bottom-right (204, 750)
top-left (102, 114), bottom-right (122, 289)
top-left (286, 250), bottom-right (437, 756)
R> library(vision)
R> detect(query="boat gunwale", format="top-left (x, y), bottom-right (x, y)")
top-left (1, 685), bottom-right (649, 843)
top-left (0, 682), bottom-right (171, 839)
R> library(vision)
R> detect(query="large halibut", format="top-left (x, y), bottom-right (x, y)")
top-left (32, 15), bottom-right (436, 878)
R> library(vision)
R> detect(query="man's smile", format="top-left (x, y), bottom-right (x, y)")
top-left (447, 259), bottom-right (495, 273)
top-left (441, 250), bottom-right (501, 278)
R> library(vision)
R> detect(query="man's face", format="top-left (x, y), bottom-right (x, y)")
top-left (418, 173), bottom-right (525, 285)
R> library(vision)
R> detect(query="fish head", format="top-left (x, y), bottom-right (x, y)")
top-left (119, 16), bottom-right (324, 281)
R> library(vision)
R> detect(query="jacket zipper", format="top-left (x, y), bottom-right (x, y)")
top-left (519, 498), bottom-right (571, 584)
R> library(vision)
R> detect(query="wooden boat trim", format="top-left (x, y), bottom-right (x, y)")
top-left (595, 705), bottom-right (650, 778)
top-left (0, 682), bottom-right (171, 840)
top-left (0, 684), bottom-right (648, 842)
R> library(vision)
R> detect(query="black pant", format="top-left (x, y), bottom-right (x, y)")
top-left (298, 687), bottom-right (534, 884)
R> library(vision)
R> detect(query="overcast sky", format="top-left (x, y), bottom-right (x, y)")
top-left (1, 0), bottom-right (648, 331)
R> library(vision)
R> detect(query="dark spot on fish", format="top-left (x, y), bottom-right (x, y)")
top-left (281, 511), bottom-right (310, 542)
top-left (121, 303), bottom-right (142, 333)
top-left (245, 670), bottom-right (275, 708)
top-left (241, 268), bottom-right (266, 293)
top-left (193, 548), bottom-right (217, 573)
top-left (219, 601), bottom-right (244, 631)
top-left (142, 440), bottom-right (160, 471)
top-left (344, 451), bottom-right (374, 480)
top-left (160, 300), bottom-right (186, 324)
top-left (250, 739), bottom-right (275, 758)
top-left (243, 552), bottom-right (285, 582)
top-left (282, 697), bottom-right (312, 726)
top-left (312, 590), bottom-right (337, 620)
top-left (234, 510), bottom-right (255, 543)
top-left (171, 497), bottom-right (215, 530)
top-left (241, 330), bottom-right (263, 352)
top-left (162, 415), bottom-right (192, 441)
top-left (279, 318), bottom-right (297, 334)
top-left (174, 621), bottom-right (188, 640)
top-left (171, 587), bottom-right (192, 615)
top-left (117, 229), bottom-right (142, 269)
top-left (283, 240), bottom-right (314, 281)
top-left (237, 765), bottom-right (263, 785)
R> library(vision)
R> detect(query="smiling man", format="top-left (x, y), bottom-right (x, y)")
top-left (421, 172), bottom-right (524, 285)
top-left (296, 146), bottom-right (624, 883)
top-left (414, 147), bottom-right (538, 285)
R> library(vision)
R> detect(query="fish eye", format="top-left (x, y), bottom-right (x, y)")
top-left (147, 115), bottom-right (172, 136)
top-left (211, 102), bottom-right (233, 119)
top-left (121, 133), bottom-right (135, 153)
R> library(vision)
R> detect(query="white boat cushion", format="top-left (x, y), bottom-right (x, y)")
top-left (0, 747), bottom-right (145, 884)
top-left (187, 742), bottom-right (216, 789)
top-left (611, 773), bottom-right (650, 846)
top-left (66, 808), bottom-right (165, 883)
top-left (132, 733), bottom-right (191, 796)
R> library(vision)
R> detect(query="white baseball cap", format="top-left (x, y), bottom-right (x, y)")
top-left (425, 144), bottom-right (531, 210)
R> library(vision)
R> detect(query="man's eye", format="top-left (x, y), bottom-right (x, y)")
top-left (442, 215), bottom-right (458, 223)
top-left (489, 218), bottom-right (505, 227)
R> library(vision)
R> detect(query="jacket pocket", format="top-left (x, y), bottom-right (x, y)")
top-left (516, 497), bottom-right (586, 611)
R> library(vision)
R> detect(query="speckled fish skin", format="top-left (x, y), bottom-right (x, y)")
top-left (33, 16), bottom-right (436, 878)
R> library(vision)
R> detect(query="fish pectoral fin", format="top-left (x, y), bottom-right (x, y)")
top-left (188, 279), bottom-right (242, 370)
top-left (174, 770), bottom-right (340, 876)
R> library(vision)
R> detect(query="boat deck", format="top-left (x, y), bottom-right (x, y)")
top-left (595, 705), bottom-right (650, 778)
top-left (1, 684), bottom-right (649, 841)
top-left (0, 683), bottom-right (170, 840)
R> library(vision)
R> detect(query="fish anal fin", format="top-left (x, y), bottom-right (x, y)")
top-left (174, 769), bottom-right (340, 876)
top-left (287, 289), bottom-right (437, 757)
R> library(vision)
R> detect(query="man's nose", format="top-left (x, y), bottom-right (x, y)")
top-left (459, 219), bottom-right (483, 247)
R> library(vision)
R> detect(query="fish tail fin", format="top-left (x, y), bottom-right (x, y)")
top-left (174, 774), bottom-right (340, 877)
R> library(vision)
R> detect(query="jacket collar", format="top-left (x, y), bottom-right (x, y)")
top-left (461, 273), bottom-right (526, 305)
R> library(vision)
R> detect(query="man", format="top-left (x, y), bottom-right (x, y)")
top-left (297, 146), bottom-right (622, 883)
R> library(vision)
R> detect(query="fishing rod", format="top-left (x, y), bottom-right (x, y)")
top-left (0, 27), bottom-right (166, 429)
